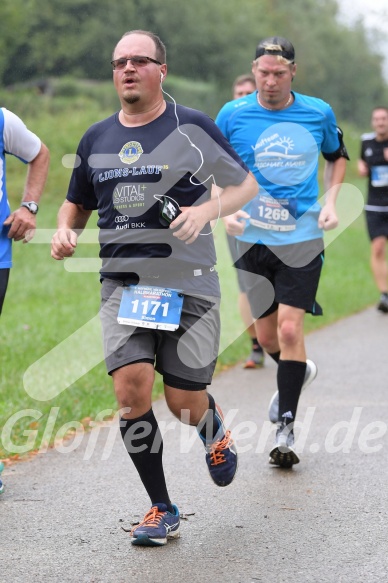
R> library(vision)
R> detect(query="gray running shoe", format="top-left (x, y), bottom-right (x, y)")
top-left (268, 359), bottom-right (318, 424)
top-left (377, 294), bottom-right (388, 313)
top-left (244, 348), bottom-right (265, 369)
top-left (269, 421), bottom-right (300, 468)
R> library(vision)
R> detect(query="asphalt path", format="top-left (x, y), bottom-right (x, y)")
top-left (1, 306), bottom-right (388, 582)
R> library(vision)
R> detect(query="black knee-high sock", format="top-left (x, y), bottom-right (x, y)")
top-left (120, 409), bottom-right (172, 511)
top-left (197, 393), bottom-right (220, 443)
top-left (268, 351), bottom-right (280, 363)
top-left (277, 360), bottom-right (307, 425)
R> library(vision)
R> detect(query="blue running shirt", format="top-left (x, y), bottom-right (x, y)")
top-left (216, 91), bottom-right (341, 245)
top-left (0, 108), bottom-right (41, 268)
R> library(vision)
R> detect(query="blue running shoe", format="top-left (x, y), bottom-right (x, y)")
top-left (0, 461), bottom-right (4, 495)
top-left (200, 406), bottom-right (238, 487)
top-left (131, 503), bottom-right (180, 546)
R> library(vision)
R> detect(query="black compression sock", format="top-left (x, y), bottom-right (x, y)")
top-left (120, 410), bottom-right (173, 512)
top-left (268, 351), bottom-right (281, 363)
top-left (277, 360), bottom-right (307, 424)
top-left (197, 393), bottom-right (220, 443)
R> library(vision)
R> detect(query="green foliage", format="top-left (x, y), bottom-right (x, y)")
top-left (162, 75), bottom-right (222, 119)
top-left (0, 0), bottom-right (29, 83)
top-left (2, 0), bottom-right (128, 83)
top-left (0, 0), bottom-right (387, 126)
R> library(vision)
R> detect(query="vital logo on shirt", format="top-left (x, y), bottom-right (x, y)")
top-left (113, 183), bottom-right (146, 208)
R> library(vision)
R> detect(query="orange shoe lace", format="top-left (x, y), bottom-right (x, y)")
top-left (130, 506), bottom-right (164, 535)
top-left (209, 430), bottom-right (233, 466)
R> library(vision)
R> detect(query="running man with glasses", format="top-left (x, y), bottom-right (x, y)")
top-left (51, 30), bottom-right (258, 546)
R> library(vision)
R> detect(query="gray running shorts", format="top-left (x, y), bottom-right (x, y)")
top-left (100, 278), bottom-right (220, 385)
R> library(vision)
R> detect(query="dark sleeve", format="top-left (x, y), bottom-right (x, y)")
top-left (66, 135), bottom-right (98, 210)
top-left (359, 138), bottom-right (366, 163)
top-left (322, 126), bottom-right (350, 161)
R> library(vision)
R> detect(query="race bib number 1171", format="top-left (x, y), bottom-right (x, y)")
top-left (117, 285), bottom-right (183, 331)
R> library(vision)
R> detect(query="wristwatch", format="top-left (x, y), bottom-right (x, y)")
top-left (21, 201), bottom-right (39, 214)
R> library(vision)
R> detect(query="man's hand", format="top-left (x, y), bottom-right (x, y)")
top-left (318, 204), bottom-right (338, 231)
top-left (51, 228), bottom-right (78, 260)
top-left (223, 210), bottom-right (250, 236)
top-left (3, 207), bottom-right (37, 243)
top-left (357, 159), bottom-right (369, 177)
top-left (169, 206), bottom-right (210, 244)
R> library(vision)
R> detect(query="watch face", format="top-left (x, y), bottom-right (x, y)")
top-left (22, 202), bottom-right (38, 214)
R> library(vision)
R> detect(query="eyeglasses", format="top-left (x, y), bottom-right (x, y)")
top-left (111, 55), bottom-right (162, 70)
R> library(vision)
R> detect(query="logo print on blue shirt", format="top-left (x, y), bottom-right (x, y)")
top-left (252, 122), bottom-right (318, 187)
top-left (119, 141), bottom-right (144, 165)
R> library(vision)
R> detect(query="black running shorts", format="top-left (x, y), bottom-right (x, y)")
top-left (365, 210), bottom-right (388, 241)
top-left (235, 240), bottom-right (324, 318)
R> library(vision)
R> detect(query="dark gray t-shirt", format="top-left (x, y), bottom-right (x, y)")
top-left (67, 102), bottom-right (249, 295)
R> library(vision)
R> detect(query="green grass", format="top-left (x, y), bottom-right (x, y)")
top-left (0, 93), bottom-right (377, 458)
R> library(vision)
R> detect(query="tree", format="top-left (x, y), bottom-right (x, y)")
top-left (0, 0), bottom-right (386, 126)
top-left (0, 0), bottom-right (30, 83)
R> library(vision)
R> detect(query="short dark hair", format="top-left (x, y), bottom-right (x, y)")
top-left (233, 74), bottom-right (256, 90)
top-left (116, 30), bottom-right (166, 63)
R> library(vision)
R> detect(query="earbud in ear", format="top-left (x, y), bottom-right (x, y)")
top-left (160, 72), bottom-right (164, 83)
